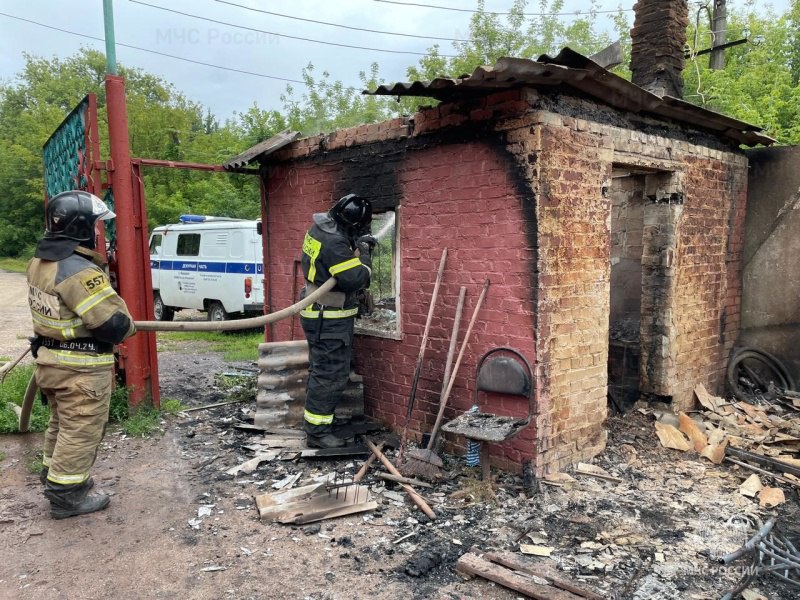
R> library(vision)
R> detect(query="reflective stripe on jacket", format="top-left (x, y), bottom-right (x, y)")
top-left (301, 220), bottom-right (371, 309)
top-left (27, 248), bottom-right (135, 370)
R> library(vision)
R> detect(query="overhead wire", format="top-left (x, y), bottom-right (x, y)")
top-left (129, 0), bottom-right (458, 57)
top-left (213, 0), bottom-right (472, 43)
top-left (0, 12), bottom-right (305, 84)
top-left (371, 0), bottom-right (633, 17)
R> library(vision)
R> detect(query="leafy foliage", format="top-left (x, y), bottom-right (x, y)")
top-left (683, 3), bottom-right (800, 144)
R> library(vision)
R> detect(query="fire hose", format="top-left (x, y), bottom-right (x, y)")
top-left (2, 277), bottom-right (337, 431)
top-left (133, 277), bottom-right (336, 332)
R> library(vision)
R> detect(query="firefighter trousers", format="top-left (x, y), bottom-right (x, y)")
top-left (35, 364), bottom-right (113, 485)
top-left (300, 315), bottom-right (354, 436)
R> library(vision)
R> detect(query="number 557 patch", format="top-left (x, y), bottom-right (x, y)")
top-left (79, 272), bottom-right (110, 295)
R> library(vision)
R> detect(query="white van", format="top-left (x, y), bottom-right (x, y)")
top-left (148, 216), bottom-right (264, 321)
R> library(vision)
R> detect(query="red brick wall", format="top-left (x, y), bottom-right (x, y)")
top-left (265, 133), bottom-right (539, 469)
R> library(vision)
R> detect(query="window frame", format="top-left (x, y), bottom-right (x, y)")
top-left (176, 233), bottom-right (201, 257)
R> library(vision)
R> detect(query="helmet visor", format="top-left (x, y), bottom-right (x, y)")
top-left (89, 193), bottom-right (115, 221)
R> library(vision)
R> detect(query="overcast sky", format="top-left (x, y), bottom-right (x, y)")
top-left (0, 0), bottom-right (791, 121)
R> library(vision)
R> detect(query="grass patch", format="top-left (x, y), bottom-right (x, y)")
top-left (121, 405), bottom-right (162, 437)
top-left (158, 330), bottom-right (262, 362)
top-left (0, 450), bottom-right (6, 462)
top-left (0, 256), bottom-right (29, 273)
top-left (25, 450), bottom-right (43, 474)
top-left (0, 365), bottom-right (50, 433)
top-left (160, 398), bottom-right (186, 415)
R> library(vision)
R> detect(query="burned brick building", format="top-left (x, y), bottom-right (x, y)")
top-left (243, 44), bottom-right (772, 475)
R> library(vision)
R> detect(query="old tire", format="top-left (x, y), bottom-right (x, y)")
top-left (727, 347), bottom-right (794, 401)
top-left (153, 293), bottom-right (174, 322)
top-left (207, 301), bottom-right (229, 322)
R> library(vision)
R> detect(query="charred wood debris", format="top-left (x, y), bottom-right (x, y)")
top-left (171, 375), bottom-right (800, 600)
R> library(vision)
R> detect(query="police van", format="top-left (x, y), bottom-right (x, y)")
top-left (148, 215), bottom-right (264, 321)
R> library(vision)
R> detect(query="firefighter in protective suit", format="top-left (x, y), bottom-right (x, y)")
top-left (27, 190), bottom-right (136, 519)
top-left (300, 194), bottom-right (376, 448)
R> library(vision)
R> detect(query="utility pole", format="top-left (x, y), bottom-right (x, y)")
top-left (103, 0), bottom-right (159, 407)
top-left (710, 0), bottom-right (727, 70)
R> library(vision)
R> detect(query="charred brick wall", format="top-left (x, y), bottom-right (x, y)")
top-left (265, 91), bottom-right (540, 471)
top-left (262, 86), bottom-right (748, 474)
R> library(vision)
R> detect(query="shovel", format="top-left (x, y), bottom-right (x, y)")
top-left (402, 279), bottom-right (490, 479)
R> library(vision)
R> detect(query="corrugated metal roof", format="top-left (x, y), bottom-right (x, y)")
top-left (223, 129), bottom-right (301, 170)
top-left (365, 48), bottom-right (774, 147)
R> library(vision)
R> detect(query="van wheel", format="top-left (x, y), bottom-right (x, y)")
top-left (154, 293), bottom-right (174, 321)
top-left (207, 301), bottom-right (229, 322)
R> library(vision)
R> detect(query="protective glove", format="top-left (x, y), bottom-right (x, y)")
top-left (356, 235), bottom-right (378, 256)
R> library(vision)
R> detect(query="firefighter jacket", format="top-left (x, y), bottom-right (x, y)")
top-left (300, 213), bottom-right (371, 319)
top-left (27, 243), bottom-right (135, 370)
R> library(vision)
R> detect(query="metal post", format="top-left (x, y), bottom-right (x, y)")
top-left (104, 0), bottom-right (157, 406)
top-left (102, 0), bottom-right (118, 75)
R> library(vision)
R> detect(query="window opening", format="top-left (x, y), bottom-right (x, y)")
top-left (176, 233), bottom-right (201, 256)
top-left (356, 210), bottom-right (399, 338)
top-left (149, 234), bottom-right (162, 255)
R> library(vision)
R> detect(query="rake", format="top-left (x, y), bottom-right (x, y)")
top-left (402, 279), bottom-right (489, 480)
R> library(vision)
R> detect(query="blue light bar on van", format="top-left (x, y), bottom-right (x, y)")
top-left (179, 215), bottom-right (207, 223)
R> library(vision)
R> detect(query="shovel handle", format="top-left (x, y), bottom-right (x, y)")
top-left (428, 279), bottom-right (490, 449)
top-left (366, 439), bottom-right (436, 521)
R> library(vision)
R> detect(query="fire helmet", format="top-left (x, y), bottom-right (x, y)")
top-left (45, 190), bottom-right (115, 242)
top-left (329, 194), bottom-right (372, 234)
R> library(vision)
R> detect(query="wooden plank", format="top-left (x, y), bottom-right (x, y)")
top-left (255, 483), bottom-right (326, 520)
top-left (275, 485), bottom-right (374, 524)
top-left (377, 472), bottom-right (433, 489)
top-left (277, 500), bottom-right (378, 524)
top-left (455, 553), bottom-right (584, 600)
top-left (479, 549), bottom-right (605, 600)
top-left (299, 445), bottom-right (370, 458)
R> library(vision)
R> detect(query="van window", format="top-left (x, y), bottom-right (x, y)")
top-left (176, 233), bottom-right (201, 256)
top-left (149, 234), bottom-right (162, 255)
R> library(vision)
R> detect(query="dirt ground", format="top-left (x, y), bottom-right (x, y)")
top-left (0, 270), bottom-right (34, 363)
top-left (2, 268), bottom-right (799, 599)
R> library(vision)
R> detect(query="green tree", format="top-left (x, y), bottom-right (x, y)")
top-left (684, 3), bottom-right (800, 144)
top-left (0, 48), bottom-right (259, 257)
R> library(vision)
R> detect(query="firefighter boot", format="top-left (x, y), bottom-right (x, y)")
top-left (40, 467), bottom-right (93, 490)
top-left (306, 433), bottom-right (346, 449)
top-left (44, 480), bottom-right (110, 519)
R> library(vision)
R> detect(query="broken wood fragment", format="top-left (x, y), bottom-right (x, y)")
top-left (376, 472), bottom-right (433, 488)
top-left (456, 551), bottom-right (591, 600)
top-left (255, 482), bottom-right (376, 524)
top-left (299, 445), bottom-right (370, 458)
top-left (365, 438), bottom-right (436, 521)
top-left (574, 463), bottom-right (622, 483)
top-left (700, 437), bottom-right (728, 464)
top-left (475, 549), bottom-right (605, 600)
top-left (354, 442), bottom-right (384, 482)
